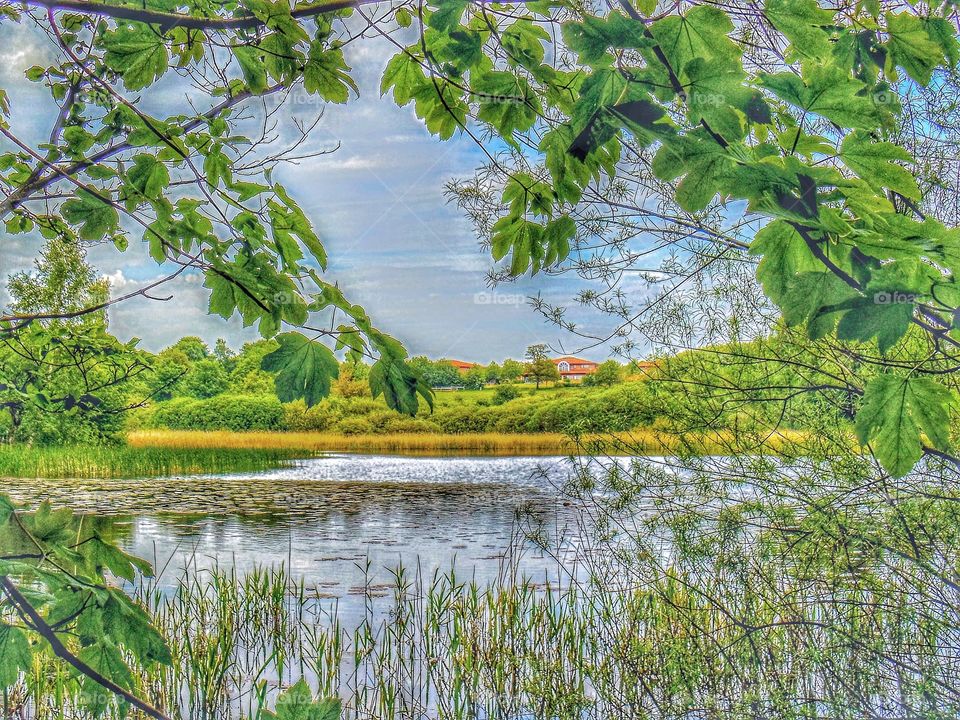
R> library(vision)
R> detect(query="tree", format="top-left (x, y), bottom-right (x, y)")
top-left (145, 349), bottom-right (191, 401)
top-left (462, 367), bottom-right (487, 390)
top-left (0, 0), bottom-right (434, 418)
top-left (485, 362), bottom-right (502, 384)
top-left (169, 337), bottom-right (209, 362)
top-left (1, 237), bottom-right (145, 444)
top-left (333, 360), bottom-right (371, 398)
top-left (524, 344), bottom-right (550, 363)
top-left (213, 338), bottom-right (237, 372)
top-left (182, 358), bottom-right (230, 399)
top-left (228, 339), bottom-right (280, 395)
top-left (410, 357), bottom-right (463, 389)
top-left (501, 359), bottom-right (524, 383)
top-left (525, 358), bottom-right (560, 390)
top-left (583, 360), bottom-right (622, 387)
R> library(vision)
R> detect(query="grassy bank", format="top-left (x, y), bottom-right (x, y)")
top-left (0, 444), bottom-right (304, 479)
top-left (129, 428), bottom-right (810, 457)
top-left (0, 428), bottom-right (812, 480)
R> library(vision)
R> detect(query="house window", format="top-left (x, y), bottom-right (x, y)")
top-left (558, 361), bottom-right (570, 372)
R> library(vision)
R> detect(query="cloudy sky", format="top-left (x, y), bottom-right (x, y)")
top-left (0, 19), bottom-right (620, 362)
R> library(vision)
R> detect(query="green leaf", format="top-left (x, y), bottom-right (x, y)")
top-left (543, 215), bottom-right (576, 267)
top-left (103, 23), bottom-right (168, 90)
top-left (834, 296), bottom-right (914, 353)
top-left (562, 12), bottom-right (647, 66)
top-left (261, 333), bottom-right (339, 407)
top-left (233, 46), bottom-right (269, 94)
top-left (270, 185), bottom-right (327, 269)
top-left (126, 153), bottom-right (170, 200)
top-left (427, 0), bottom-right (469, 33)
top-left (649, 6), bottom-right (739, 74)
top-left (0, 622), bottom-right (32, 687)
top-left (61, 189), bottom-right (120, 241)
top-left (501, 20), bottom-right (550, 69)
top-left (79, 534), bottom-right (153, 581)
top-left (473, 71), bottom-right (539, 136)
top-left (368, 357), bottom-right (433, 416)
top-left (77, 639), bottom-right (133, 690)
top-left (491, 215), bottom-right (545, 275)
top-left (652, 134), bottom-right (735, 211)
top-left (764, 0), bottom-right (835, 60)
top-left (749, 220), bottom-right (819, 303)
top-left (855, 374), bottom-right (954, 476)
top-left (760, 63), bottom-right (886, 130)
top-left (781, 271), bottom-right (859, 338)
top-left (262, 678), bottom-right (341, 720)
top-left (840, 130), bottom-right (919, 201)
top-left (885, 11), bottom-right (947, 84)
top-left (381, 50), bottom-right (428, 106)
top-left (204, 145), bottom-right (232, 189)
top-left (304, 45), bottom-right (357, 103)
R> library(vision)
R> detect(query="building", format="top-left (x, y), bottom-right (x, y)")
top-left (445, 359), bottom-right (476, 372)
top-left (551, 356), bottom-right (598, 382)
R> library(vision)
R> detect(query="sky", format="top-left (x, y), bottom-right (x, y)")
top-left (0, 19), bottom-right (620, 363)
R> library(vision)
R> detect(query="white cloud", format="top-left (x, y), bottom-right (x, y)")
top-left (0, 27), bottom-right (620, 361)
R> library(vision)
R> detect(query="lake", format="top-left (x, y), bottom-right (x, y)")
top-left (4, 454), bottom-right (601, 622)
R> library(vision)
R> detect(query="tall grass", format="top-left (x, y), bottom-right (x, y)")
top-left (10, 562), bottom-right (598, 720)
top-left (128, 428), bottom-right (811, 457)
top-left (0, 444), bottom-right (304, 479)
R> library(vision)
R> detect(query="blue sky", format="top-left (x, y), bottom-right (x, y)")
top-left (0, 21), bottom-right (618, 362)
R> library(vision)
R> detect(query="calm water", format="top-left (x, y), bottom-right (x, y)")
top-left (5, 455), bottom-right (596, 613)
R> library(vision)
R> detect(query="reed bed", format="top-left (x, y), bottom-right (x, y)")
top-left (8, 562), bottom-right (612, 720)
top-left (128, 428), bottom-right (811, 457)
top-left (0, 444), bottom-right (303, 479)
top-left (8, 544), bottom-right (931, 720)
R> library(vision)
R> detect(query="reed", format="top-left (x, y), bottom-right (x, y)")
top-left (128, 428), bottom-right (811, 457)
top-left (0, 444), bottom-right (302, 479)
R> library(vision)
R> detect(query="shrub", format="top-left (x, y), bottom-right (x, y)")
top-left (335, 417), bottom-right (375, 435)
top-left (283, 400), bottom-right (338, 431)
top-left (380, 416), bottom-right (442, 433)
top-left (433, 405), bottom-right (495, 433)
top-left (149, 395), bottom-right (285, 431)
top-left (491, 384), bottom-right (521, 405)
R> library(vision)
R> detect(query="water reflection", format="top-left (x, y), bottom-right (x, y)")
top-left (4, 454), bottom-right (587, 615)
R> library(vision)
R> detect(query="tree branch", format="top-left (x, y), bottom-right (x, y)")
top-left (10, 0), bottom-right (528, 31)
top-left (0, 576), bottom-right (172, 720)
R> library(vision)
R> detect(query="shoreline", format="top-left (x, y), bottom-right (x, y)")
top-left (129, 428), bottom-right (807, 457)
top-left (0, 429), bottom-right (810, 479)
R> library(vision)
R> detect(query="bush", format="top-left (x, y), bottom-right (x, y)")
top-left (149, 395), bottom-right (285, 431)
top-left (433, 405), bottom-right (496, 433)
top-left (283, 400), bottom-right (338, 431)
top-left (381, 416), bottom-right (442, 433)
top-left (335, 417), bottom-right (375, 435)
top-left (491, 384), bottom-right (521, 405)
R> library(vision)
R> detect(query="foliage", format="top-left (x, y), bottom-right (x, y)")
top-left (148, 395), bottom-right (285, 432)
top-left (491, 384), bottom-right (522, 405)
top-left (1, 238), bottom-right (144, 445)
top-left (500, 359), bottom-right (524, 382)
top-left (0, 0), bottom-right (434, 417)
top-left (182, 358), bottom-right (230, 399)
top-left (524, 358), bottom-right (560, 389)
top-left (0, 493), bottom-right (172, 718)
top-left (581, 360), bottom-right (623, 387)
top-left (410, 357), bottom-right (463, 388)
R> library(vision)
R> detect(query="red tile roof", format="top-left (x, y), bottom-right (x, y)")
top-left (446, 359), bottom-right (476, 370)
